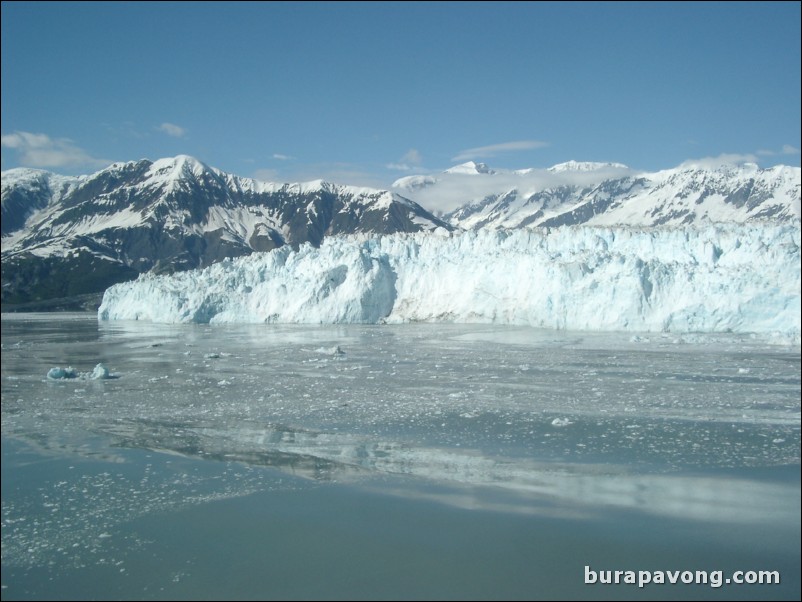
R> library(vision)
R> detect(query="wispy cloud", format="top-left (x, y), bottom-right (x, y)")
top-left (452, 140), bottom-right (548, 162)
top-left (386, 148), bottom-right (423, 171)
top-left (679, 147), bottom-right (800, 168)
top-left (678, 153), bottom-right (759, 169)
top-left (272, 153), bottom-right (294, 161)
top-left (103, 121), bottom-right (148, 140)
top-left (395, 164), bottom-right (634, 215)
top-left (287, 163), bottom-right (387, 188)
top-left (251, 162), bottom-right (385, 188)
top-left (754, 145), bottom-right (798, 158)
top-left (158, 122), bottom-right (187, 138)
top-left (252, 168), bottom-right (281, 181)
top-left (1, 131), bottom-right (108, 170)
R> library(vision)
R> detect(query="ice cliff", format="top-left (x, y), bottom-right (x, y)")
top-left (98, 224), bottom-right (801, 337)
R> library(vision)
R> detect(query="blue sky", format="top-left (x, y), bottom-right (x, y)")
top-left (2, 1), bottom-right (800, 186)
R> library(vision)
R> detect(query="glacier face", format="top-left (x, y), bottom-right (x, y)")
top-left (98, 224), bottom-right (801, 338)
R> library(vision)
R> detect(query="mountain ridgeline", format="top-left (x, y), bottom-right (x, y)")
top-left (2, 155), bottom-right (799, 310)
top-left (1, 156), bottom-right (450, 308)
top-left (394, 160), bottom-right (801, 230)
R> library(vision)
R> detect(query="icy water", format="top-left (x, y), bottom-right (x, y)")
top-left (1, 313), bottom-right (800, 600)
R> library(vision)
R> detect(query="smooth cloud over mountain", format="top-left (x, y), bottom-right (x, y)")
top-left (157, 123), bottom-right (187, 138)
top-left (1, 131), bottom-right (109, 171)
top-left (451, 140), bottom-right (549, 162)
top-left (394, 162), bottom-right (637, 214)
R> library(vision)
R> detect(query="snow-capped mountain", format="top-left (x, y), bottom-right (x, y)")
top-left (546, 160), bottom-right (630, 173)
top-left (1, 156), bottom-right (450, 307)
top-left (393, 161), bottom-right (801, 229)
top-left (392, 161), bottom-right (496, 191)
top-left (443, 161), bottom-right (497, 175)
top-left (4, 155), bottom-right (800, 314)
top-left (98, 223), bottom-right (801, 340)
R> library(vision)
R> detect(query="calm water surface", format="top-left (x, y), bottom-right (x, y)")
top-left (1, 313), bottom-right (800, 600)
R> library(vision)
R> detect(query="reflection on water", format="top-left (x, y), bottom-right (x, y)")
top-left (90, 418), bottom-right (800, 524)
top-left (2, 313), bottom-right (800, 599)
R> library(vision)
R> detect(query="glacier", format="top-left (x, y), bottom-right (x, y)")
top-left (98, 224), bottom-right (801, 338)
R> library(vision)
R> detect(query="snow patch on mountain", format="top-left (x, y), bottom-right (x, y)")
top-left (444, 161), bottom-right (497, 175)
top-left (547, 160), bottom-right (630, 172)
top-left (99, 224), bottom-right (801, 340)
top-left (1, 168), bottom-right (84, 238)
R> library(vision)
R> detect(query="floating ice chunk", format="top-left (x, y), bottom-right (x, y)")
top-left (316, 346), bottom-right (345, 356)
top-left (204, 353), bottom-right (221, 359)
top-left (737, 367), bottom-right (750, 374)
top-left (767, 329), bottom-right (801, 346)
top-left (47, 364), bottom-right (114, 380)
top-left (90, 363), bottom-right (111, 380)
top-left (47, 366), bottom-right (78, 380)
top-left (551, 417), bottom-right (573, 427)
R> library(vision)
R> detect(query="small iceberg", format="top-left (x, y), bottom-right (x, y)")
top-left (551, 417), bottom-right (573, 427)
top-left (90, 363), bottom-right (111, 379)
top-left (47, 366), bottom-right (78, 380)
top-left (315, 346), bottom-right (345, 356)
top-left (47, 363), bottom-right (114, 381)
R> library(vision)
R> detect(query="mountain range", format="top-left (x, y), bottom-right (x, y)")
top-left (394, 160), bottom-right (800, 230)
top-left (2, 155), bottom-right (799, 309)
top-left (1, 156), bottom-right (449, 308)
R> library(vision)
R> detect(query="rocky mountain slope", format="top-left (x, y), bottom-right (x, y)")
top-left (1, 156), bottom-right (450, 307)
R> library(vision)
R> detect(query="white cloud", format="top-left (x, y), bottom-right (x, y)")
top-left (272, 153), bottom-right (294, 161)
top-left (386, 148), bottom-right (423, 172)
top-left (251, 163), bottom-right (384, 187)
top-left (401, 148), bottom-right (422, 165)
top-left (1, 131), bottom-right (108, 170)
top-left (252, 168), bottom-right (281, 181)
top-left (102, 121), bottom-right (148, 140)
top-left (452, 140), bottom-right (548, 162)
top-left (287, 163), bottom-right (387, 188)
top-left (678, 153), bottom-right (759, 170)
top-left (758, 145), bottom-right (800, 157)
top-left (158, 122), bottom-right (186, 138)
top-left (396, 164), bottom-right (635, 215)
